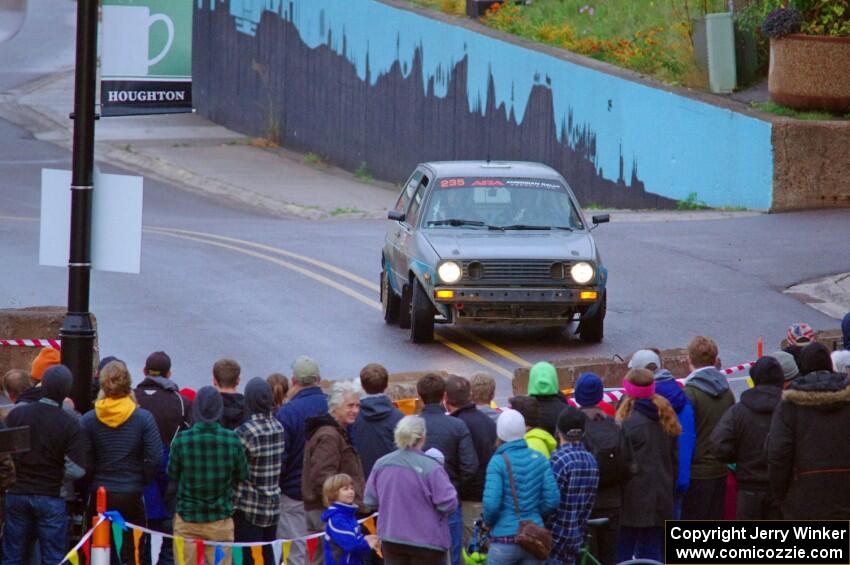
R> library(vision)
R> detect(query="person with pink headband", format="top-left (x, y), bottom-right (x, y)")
top-left (614, 369), bottom-right (681, 563)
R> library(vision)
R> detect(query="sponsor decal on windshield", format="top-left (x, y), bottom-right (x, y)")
top-left (438, 177), bottom-right (563, 190)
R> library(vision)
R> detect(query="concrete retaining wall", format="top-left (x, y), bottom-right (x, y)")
top-left (193, 0), bottom-right (775, 210)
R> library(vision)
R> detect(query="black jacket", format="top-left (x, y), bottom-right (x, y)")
top-left (6, 399), bottom-right (88, 497)
top-left (451, 403), bottom-right (497, 502)
top-left (349, 394), bottom-right (403, 479)
top-left (767, 371), bottom-right (850, 519)
top-left (620, 405), bottom-right (677, 528)
top-left (581, 407), bottom-right (632, 510)
top-left (220, 392), bottom-right (247, 430)
top-left (421, 403), bottom-right (478, 496)
top-left (534, 394), bottom-right (568, 438)
top-left (710, 385), bottom-right (782, 490)
top-left (15, 386), bottom-right (45, 405)
top-left (135, 377), bottom-right (192, 447)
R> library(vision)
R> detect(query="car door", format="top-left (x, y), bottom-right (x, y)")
top-left (387, 170), bottom-right (422, 291)
top-left (394, 172), bottom-right (430, 291)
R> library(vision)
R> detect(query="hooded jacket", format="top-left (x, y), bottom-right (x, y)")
top-left (450, 403), bottom-right (497, 501)
top-left (135, 376), bottom-right (191, 446)
top-left (349, 394), bottom-right (403, 479)
top-left (767, 371), bottom-right (850, 519)
top-left (525, 427), bottom-right (557, 459)
top-left (421, 403), bottom-right (479, 497)
top-left (220, 392), bottom-right (247, 430)
top-left (6, 367), bottom-right (87, 498)
top-left (81, 396), bottom-right (163, 494)
top-left (655, 372), bottom-right (696, 493)
top-left (276, 386), bottom-right (328, 500)
top-left (684, 367), bottom-right (734, 479)
top-left (528, 364), bottom-right (567, 437)
top-left (322, 502), bottom-right (372, 565)
top-left (302, 414), bottom-right (365, 512)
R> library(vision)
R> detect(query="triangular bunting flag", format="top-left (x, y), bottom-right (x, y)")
top-left (214, 545), bottom-right (226, 565)
top-left (282, 541), bottom-right (292, 564)
top-left (232, 546), bottom-right (244, 565)
top-left (111, 522), bottom-right (124, 558)
top-left (133, 528), bottom-right (143, 565)
top-left (195, 540), bottom-right (205, 565)
top-left (272, 541), bottom-right (282, 565)
top-left (306, 538), bottom-right (319, 562)
top-left (150, 533), bottom-right (163, 565)
top-left (363, 516), bottom-right (377, 535)
top-left (65, 549), bottom-right (79, 565)
top-left (174, 536), bottom-right (186, 565)
top-left (250, 545), bottom-right (265, 565)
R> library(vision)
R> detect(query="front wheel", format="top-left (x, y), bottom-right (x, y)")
top-left (410, 279), bottom-right (435, 343)
top-left (381, 268), bottom-right (400, 324)
top-left (579, 292), bottom-right (606, 343)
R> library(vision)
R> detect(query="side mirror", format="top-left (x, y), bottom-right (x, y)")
top-left (388, 210), bottom-right (406, 222)
top-left (592, 214), bottom-right (610, 225)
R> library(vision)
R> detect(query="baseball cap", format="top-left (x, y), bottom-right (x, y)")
top-left (787, 323), bottom-right (815, 346)
top-left (291, 356), bottom-right (320, 383)
top-left (144, 351), bottom-right (171, 376)
top-left (628, 349), bottom-right (662, 370)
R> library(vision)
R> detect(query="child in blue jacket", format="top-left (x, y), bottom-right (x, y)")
top-left (322, 474), bottom-right (378, 565)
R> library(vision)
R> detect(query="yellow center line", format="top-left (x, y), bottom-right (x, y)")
top-left (148, 226), bottom-right (533, 369)
top-left (147, 228), bottom-right (515, 379)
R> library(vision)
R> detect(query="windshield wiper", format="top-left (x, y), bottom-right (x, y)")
top-left (427, 218), bottom-right (486, 227)
top-left (490, 224), bottom-right (552, 231)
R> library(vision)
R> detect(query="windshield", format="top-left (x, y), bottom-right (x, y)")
top-left (423, 177), bottom-right (584, 230)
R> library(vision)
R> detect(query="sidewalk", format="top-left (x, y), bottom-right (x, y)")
top-left (785, 273), bottom-right (850, 321)
top-left (0, 69), bottom-right (764, 223)
top-left (0, 70), bottom-right (398, 219)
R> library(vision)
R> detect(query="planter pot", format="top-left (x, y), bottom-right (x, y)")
top-left (769, 34), bottom-right (850, 112)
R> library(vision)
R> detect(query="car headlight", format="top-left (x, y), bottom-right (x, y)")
top-left (571, 261), bottom-right (595, 284)
top-left (438, 261), bottom-right (462, 284)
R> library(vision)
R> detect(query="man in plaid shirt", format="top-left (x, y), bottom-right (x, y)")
top-left (234, 378), bottom-right (286, 559)
top-left (547, 406), bottom-right (599, 565)
top-left (169, 386), bottom-right (248, 564)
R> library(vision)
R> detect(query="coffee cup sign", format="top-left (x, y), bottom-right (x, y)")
top-left (101, 6), bottom-right (175, 77)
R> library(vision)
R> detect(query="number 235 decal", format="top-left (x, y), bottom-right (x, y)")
top-left (440, 178), bottom-right (465, 188)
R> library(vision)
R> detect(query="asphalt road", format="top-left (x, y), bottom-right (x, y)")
top-left (2, 3), bottom-right (850, 402)
top-left (2, 108), bottom-right (850, 402)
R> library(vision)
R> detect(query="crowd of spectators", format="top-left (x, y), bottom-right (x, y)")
top-left (0, 313), bottom-right (847, 564)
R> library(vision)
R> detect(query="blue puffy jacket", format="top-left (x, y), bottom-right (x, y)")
top-left (482, 439), bottom-right (560, 537)
top-left (322, 502), bottom-right (372, 565)
top-left (655, 373), bottom-right (696, 493)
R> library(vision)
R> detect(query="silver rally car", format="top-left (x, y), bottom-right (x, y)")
top-left (381, 161), bottom-right (609, 343)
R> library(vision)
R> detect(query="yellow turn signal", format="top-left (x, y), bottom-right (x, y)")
top-left (580, 291), bottom-right (598, 300)
top-left (435, 290), bottom-right (455, 299)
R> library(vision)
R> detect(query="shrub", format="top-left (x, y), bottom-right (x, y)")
top-left (761, 7), bottom-right (802, 38)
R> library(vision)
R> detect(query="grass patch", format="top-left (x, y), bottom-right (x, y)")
top-left (751, 101), bottom-right (847, 121)
top-left (355, 162), bottom-right (373, 183)
top-left (718, 205), bottom-right (749, 212)
top-left (330, 207), bottom-right (365, 216)
top-left (583, 202), bottom-right (606, 210)
top-left (411, 0), bottom-right (705, 87)
top-left (676, 192), bottom-right (709, 210)
top-left (304, 152), bottom-right (328, 167)
top-left (223, 138), bottom-right (252, 146)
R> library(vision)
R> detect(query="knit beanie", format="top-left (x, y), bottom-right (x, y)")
top-left (768, 351), bottom-right (799, 381)
top-left (31, 347), bottom-right (61, 381)
top-left (574, 373), bottom-right (604, 407)
top-left (799, 342), bottom-right (833, 375)
top-left (497, 409), bottom-right (526, 442)
top-left (750, 356), bottom-right (784, 388)
top-left (193, 386), bottom-right (224, 424)
top-left (41, 364), bottom-right (73, 404)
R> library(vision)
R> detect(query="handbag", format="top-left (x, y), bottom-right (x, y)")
top-left (501, 453), bottom-right (553, 560)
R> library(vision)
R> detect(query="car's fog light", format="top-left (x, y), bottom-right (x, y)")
top-left (436, 290), bottom-right (455, 299)
top-left (580, 291), bottom-right (598, 300)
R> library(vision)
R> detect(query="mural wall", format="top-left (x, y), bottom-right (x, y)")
top-left (193, 0), bottom-right (774, 209)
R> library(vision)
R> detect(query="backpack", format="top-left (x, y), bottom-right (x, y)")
top-left (582, 416), bottom-right (632, 488)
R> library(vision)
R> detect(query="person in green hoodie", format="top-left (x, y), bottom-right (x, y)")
top-left (509, 395), bottom-right (558, 458)
top-left (527, 361), bottom-right (568, 437)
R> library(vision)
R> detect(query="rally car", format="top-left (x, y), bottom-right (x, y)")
top-left (381, 161), bottom-right (608, 343)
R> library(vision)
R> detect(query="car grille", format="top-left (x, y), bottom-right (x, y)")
top-left (462, 260), bottom-right (573, 284)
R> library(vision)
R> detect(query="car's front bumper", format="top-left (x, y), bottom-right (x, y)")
top-left (433, 286), bottom-right (602, 325)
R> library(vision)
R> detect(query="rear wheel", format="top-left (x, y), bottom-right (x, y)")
top-left (579, 292), bottom-right (606, 343)
top-left (397, 283), bottom-right (412, 329)
top-left (381, 268), bottom-right (400, 324)
top-left (410, 279), bottom-right (435, 343)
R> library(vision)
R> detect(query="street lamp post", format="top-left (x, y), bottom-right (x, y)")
top-left (61, 0), bottom-right (98, 413)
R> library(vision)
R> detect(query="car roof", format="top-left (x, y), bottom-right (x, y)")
top-left (420, 161), bottom-right (564, 181)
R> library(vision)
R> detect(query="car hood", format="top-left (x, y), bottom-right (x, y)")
top-left (423, 229), bottom-right (596, 261)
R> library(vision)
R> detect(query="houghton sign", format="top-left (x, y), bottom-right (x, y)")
top-left (100, 0), bottom-right (193, 116)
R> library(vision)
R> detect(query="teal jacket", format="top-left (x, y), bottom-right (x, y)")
top-left (482, 439), bottom-right (560, 537)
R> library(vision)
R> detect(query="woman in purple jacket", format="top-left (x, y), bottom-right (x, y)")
top-left (363, 415), bottom-right (458, 565)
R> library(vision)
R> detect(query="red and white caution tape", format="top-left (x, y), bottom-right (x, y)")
top-left (720, 362), bottom-right (754, 375)
top-left (0, 339), bottom-right (60, 349)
